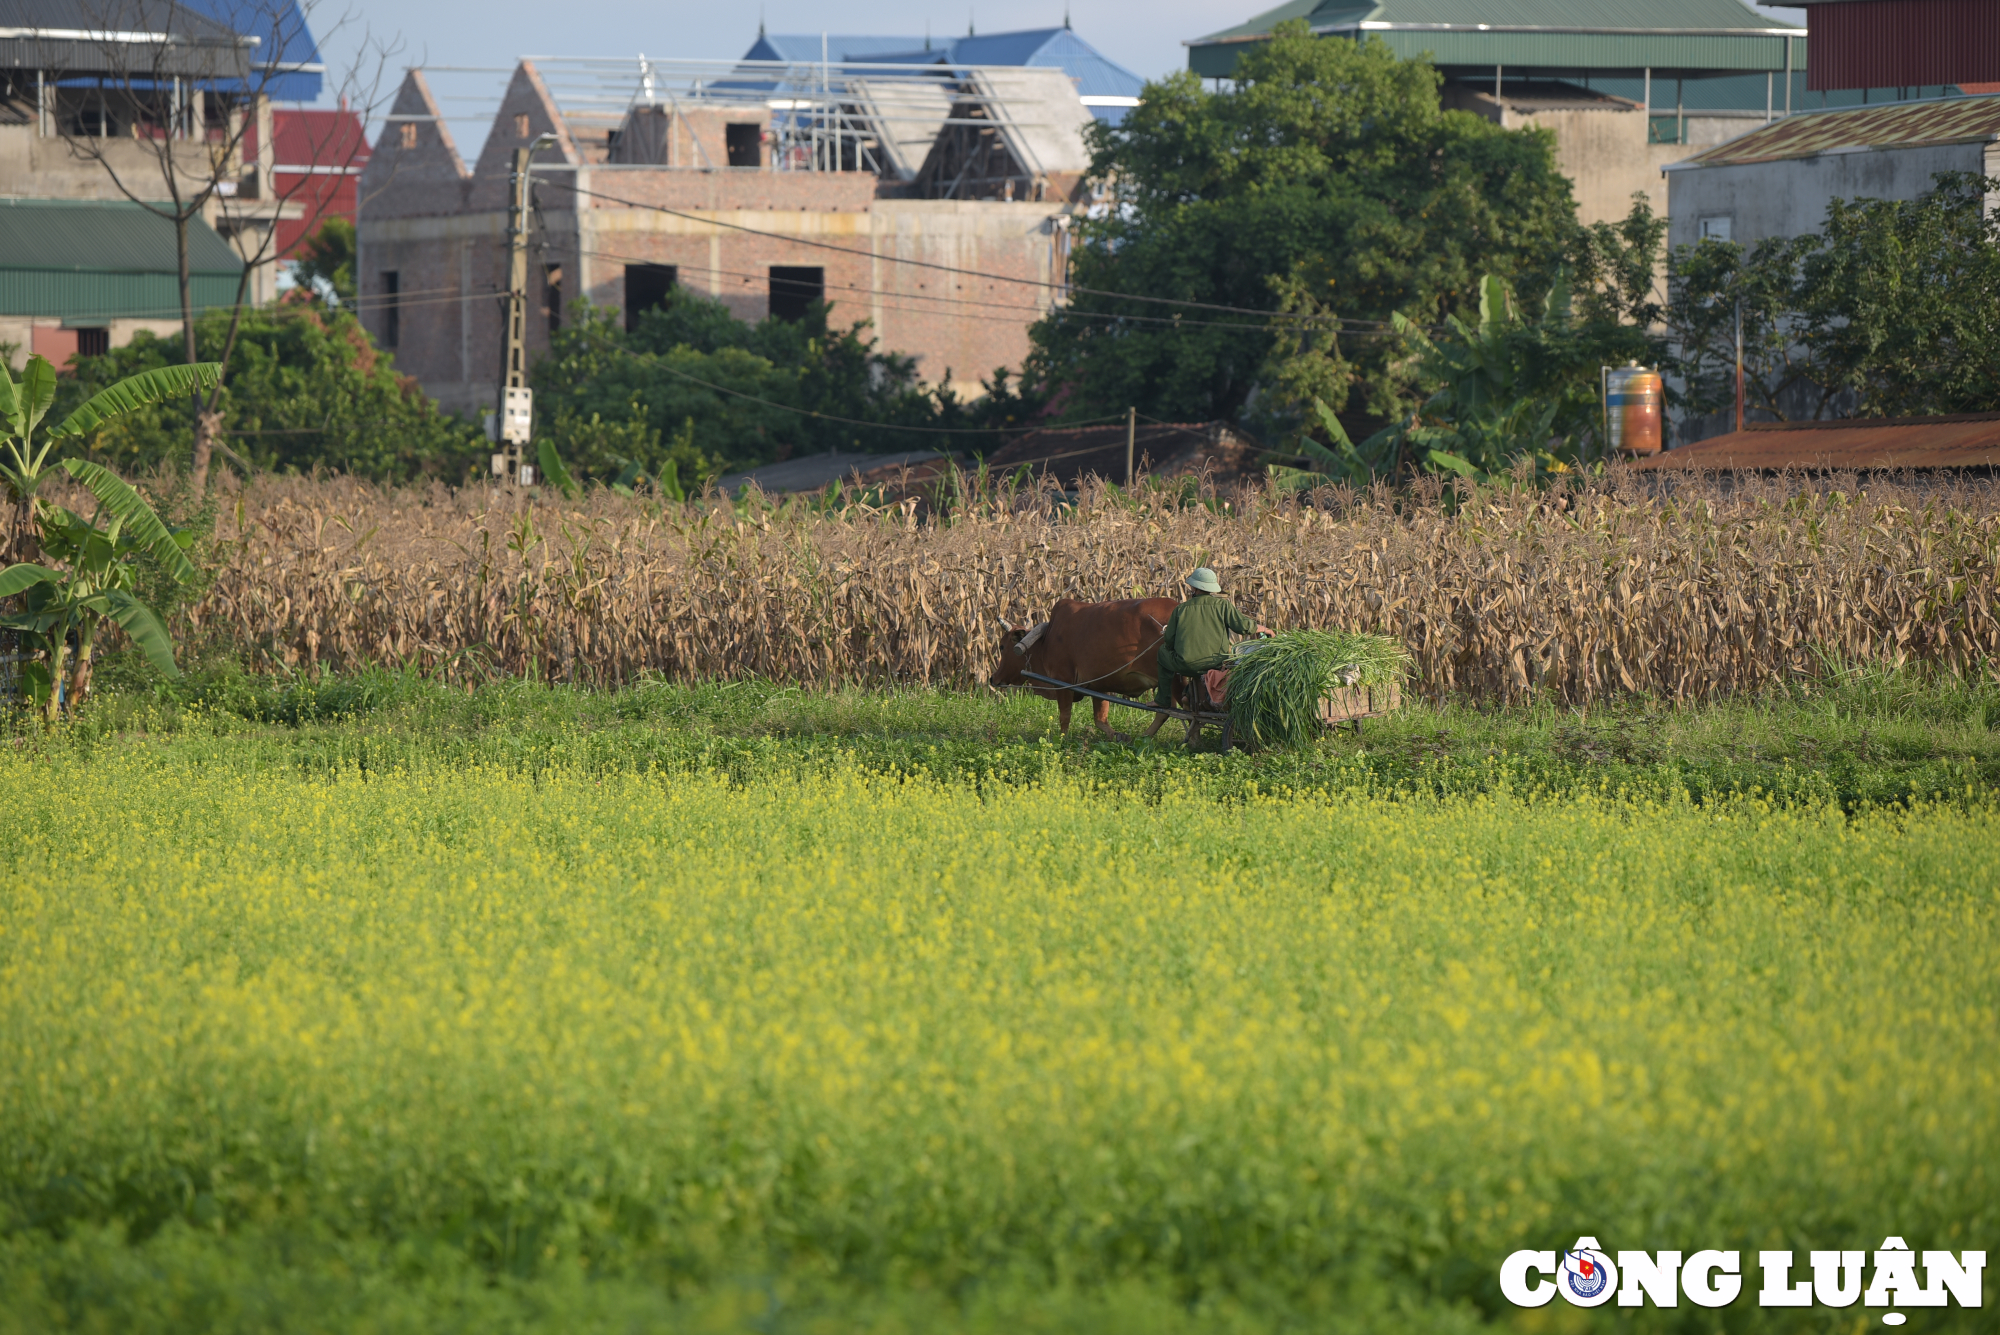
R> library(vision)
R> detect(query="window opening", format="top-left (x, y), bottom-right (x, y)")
top-left (381, 271), bottom-right (400, 347)
top-left (544, 263), bottom-right (564, 335)
top-left (624, 264), bottom-right (677, 332)
top-left (768, 266), bottom-right (824, 322)
top-left (725, 122), bottom-right (762, 168)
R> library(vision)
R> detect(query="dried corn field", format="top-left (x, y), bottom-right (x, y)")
top-left (138, 472), bottom-right (2000, 704)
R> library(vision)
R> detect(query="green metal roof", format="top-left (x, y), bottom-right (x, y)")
top-left (1189, 0), bottom-right (1806, 79)
top-left (0, 197), bottom-right (245, 320)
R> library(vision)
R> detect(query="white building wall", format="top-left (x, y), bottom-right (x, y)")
top-left (1666, 141), bottom-right (1994, 251)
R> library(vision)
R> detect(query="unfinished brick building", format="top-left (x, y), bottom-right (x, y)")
top-left (357, 52), bottom-right (1099, 419)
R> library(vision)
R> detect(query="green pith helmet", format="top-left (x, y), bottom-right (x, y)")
top-left (1186, 568), bottom-right (1221, 594)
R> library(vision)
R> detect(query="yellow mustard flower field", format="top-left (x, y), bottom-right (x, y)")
top-left (2, 745), bottom-right (1995, 1332)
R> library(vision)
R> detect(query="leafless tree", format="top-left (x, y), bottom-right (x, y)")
top-left (40, 0), bottom-right (399, 492)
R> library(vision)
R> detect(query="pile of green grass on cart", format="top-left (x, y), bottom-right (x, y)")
top-left (1227, 629), bottom-right (1410, 748)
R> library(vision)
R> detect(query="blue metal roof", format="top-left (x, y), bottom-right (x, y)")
top-left (742, 33), bottom-right (947, 64)
top-left (179, 0), bottom-right (324, 100)
top-left (743, 26), bottom-right (1143, 124)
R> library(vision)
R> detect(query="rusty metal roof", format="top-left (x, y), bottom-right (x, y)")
top-left (987, 422), bottom-right (1259, 488)
top-left (1625, 413), bottom-right (2000, 471)
top-left (1678, 94), bottom-right (2000, 167)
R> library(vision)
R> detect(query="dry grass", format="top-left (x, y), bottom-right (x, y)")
top-left (109, 469), bottom-right (2000, 703)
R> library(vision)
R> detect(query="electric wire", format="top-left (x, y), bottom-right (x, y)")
top-left (606, 355), bottom-right (1124, 436)
top-left (536, 177), bottom-right (1392, 329)
top-left (560, 244), bottom-right (1376, 334)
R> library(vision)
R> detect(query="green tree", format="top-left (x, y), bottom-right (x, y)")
top-left (60, 304), bottom-right (484, 482)
top-left (1668, 172), bottom-right (2000, 423)
top-left (1027, 21), bottom-right (1580, 433)
top-left (531, 291), bottom-right (996, 482)
top-left (292, 217), bottom-right (358, 306)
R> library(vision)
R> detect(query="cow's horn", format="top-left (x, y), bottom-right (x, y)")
top-left (999, 619), bottom-right (1013, 632)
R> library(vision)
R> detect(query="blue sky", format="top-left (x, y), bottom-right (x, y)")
top-left (310, 0), bottom-right (1806, 148)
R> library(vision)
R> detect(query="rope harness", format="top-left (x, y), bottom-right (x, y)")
top-left (1007, 615), bottom-right (1170, 691)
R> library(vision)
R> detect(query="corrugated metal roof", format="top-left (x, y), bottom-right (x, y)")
top-left (1807, 0), bottom-right (2000, 92)
top-left (1352, 0), bottom-right (1788, 26)
top-left (0, 197), bottom-right (243, 317)
top-left (1366, 28), bottom-right (1798, 72)
top-left (0, 198), bottom-right (242, 276)
top-left (961, 28), bottom-right (1145, 100)
top-left (0, 0), bottom-right (252, 78)
top-left (1678, 90), bottom-right (2000, 165)
top-left (0, 268), bottom-right (243, 318)
top-left (742, 34), bottom-right (947, 63)
top-left (746, 27), bottom-right (1144, 123)
top-left (1190, 0), bottom-right (1803, 76)
top-left (1196, 0), bottom-right (1798, 43)
top-left (1625, 414), bottom-right (2000, 470)
top-left (179, 0), bottom-right (324, 100)
top-left (986, 422), bottom-right (1260, 487)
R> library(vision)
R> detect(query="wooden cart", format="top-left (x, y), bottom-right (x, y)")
top-left (1020, 670), bottom-right (1238, 749)
top-left (1316, 682), bottom-right (1403, 733)
top-left (1020, 671), bottom-right (1401, 749)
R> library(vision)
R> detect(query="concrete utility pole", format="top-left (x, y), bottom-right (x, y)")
top-left (495, 136), bottom-right (556, 484)
top-left (1125, 406), bottom-right (1136, 489)
top-left (1734, 298), bottom-right (1745, 433)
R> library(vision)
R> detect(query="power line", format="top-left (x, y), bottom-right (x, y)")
top-left (536, 177), bottom-right (1390, 328)
top-left (623, 355), bottom-right (1123, 436)
top-left (564, 245), bottom-right (1369, 335)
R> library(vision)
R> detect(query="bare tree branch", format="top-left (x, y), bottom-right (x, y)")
top-left (45, 0), bottom-right (401, 491)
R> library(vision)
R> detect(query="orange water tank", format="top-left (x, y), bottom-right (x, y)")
top-left (1605, 363), bottom-right (1663, 456)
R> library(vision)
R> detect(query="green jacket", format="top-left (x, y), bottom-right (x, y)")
top-left (1159, 593), bottom-right (1255, 668)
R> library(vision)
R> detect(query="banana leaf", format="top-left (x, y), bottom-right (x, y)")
top-left (82, 588), bottom-right (180, 678)
top-left (0, 562), bottom-right (63, 598)
top-left (47, 363), bottom-right (222, 441)
top-left (58, 459), bottom-right (197, 583)
top-left (537, 438), bottom-right (579, 499)
top-left (7, 355), bottom-right (57, 441)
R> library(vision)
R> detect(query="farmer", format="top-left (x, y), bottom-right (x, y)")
top-left (1144, 568), bottom-right (1269, 729)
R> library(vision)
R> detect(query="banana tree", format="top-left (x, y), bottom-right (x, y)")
top-left (1268, 397), bottom-right (1389, 491)
top-left (1, 354), bottom-right (221, 718)
top-left (1271, 275), bottom-right (1588, 491)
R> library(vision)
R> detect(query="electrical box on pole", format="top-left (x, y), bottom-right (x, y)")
top-left (495, 140), bottom-right (553, 485)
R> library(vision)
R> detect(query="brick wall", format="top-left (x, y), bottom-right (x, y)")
top-left (359, 62), bottom-right (1078, 418)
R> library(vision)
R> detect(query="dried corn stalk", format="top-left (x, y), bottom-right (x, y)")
top-left (160, 470), bottom-right (2000, 705)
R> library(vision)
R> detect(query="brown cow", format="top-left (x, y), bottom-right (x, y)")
top-left (990, 597), bottom-right (1179, 738)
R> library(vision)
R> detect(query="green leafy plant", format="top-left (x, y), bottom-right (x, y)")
top-left (1667, 172), bottom-right (2000, 424)
top-left (293, 217), bottom-right (358, 306)
top-left (1386, 274), bottom-right (1572, 480)
top-left (1031, 20), bottom-right (1581, 428)
top-left (536, 438), bottom-right (579, 500)
top-left (1226, 628), bottom-right (1409, 748)
top-left (1270, 270), bottom-right (1655, 489)
top-left (1268, 398), bottom-right (1381, 490)
top-left (59, 306), bottom-right (484, 483)
top-left (1, 354), bottom-right (216, 718)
